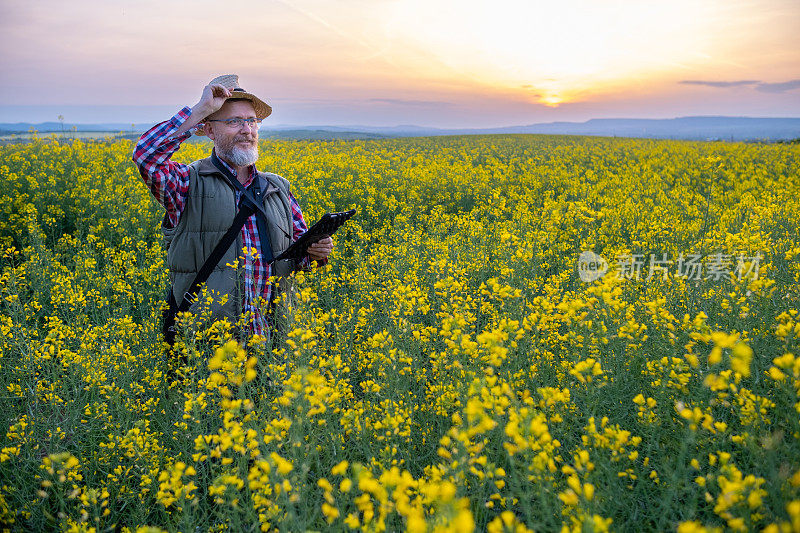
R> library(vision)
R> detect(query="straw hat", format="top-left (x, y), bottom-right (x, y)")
top-left (196, 74), bottom-right (272, 135)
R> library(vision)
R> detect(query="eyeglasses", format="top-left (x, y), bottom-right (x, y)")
top-left (207, 117), bottom-right (262, 129)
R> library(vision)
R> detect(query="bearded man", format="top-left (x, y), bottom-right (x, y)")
top-left (132, 74), bottom-right (332, 341)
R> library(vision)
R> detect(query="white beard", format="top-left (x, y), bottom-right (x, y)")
top-left (219, 144), bottom-right (258, 167)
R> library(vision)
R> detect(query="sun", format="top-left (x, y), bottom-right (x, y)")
top-left (540, 95), bottom-right (564, 107)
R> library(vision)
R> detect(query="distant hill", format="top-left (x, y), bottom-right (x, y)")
top-left (2, 116), bottom-right (798, 141)
top-left (490, 117), bottom-right (800, 141)
top-left (260, 129), bottom-right (389, 140)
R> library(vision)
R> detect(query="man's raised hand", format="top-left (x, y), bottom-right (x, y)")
top-left (171, 84), bottom-right (233, 137)
top-left (196, 83), bottom-right (232, 119)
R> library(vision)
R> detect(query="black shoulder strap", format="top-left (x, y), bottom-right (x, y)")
top-left (248, 175), bottom-right (275, 263)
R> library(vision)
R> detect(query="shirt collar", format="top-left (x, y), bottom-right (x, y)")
top-left (213, 149), bottom-right (258, 188)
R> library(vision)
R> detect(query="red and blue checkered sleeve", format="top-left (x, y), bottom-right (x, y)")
top-left (131, 107), bottom-right (194, 228)
top-left (288, 190), bottom-right (328, 269)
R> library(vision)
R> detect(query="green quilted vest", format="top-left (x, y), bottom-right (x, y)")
top-left (162, 156), bottom-right (297, 327)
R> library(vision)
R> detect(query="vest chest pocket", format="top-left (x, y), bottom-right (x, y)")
top-left (193, 189), bottom-right (237, 233)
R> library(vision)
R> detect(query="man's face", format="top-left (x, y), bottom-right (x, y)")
top-left (206, 100), bottom-right (259, 167)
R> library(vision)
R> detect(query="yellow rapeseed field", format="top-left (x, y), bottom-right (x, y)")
top-left (0, 133), bottom-right (799, 532)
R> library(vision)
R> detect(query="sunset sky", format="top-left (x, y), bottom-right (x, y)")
top-left (1, 0), bottom-right (798, 127)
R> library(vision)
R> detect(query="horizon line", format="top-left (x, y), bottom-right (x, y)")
top-left (2, 114), bottom-right (800, 130)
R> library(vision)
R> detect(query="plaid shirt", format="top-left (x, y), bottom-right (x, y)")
top-left (133, 106), bottom-right (318, 337)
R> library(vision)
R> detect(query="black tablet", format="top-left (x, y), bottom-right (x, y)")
top-left (272, 209), bottom-right (356, 262)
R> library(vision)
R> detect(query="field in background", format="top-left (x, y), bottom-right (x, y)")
top-left (0, 131), bottom-right (138, 144)
top-left (0, 135), bottom-right (799, 531)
